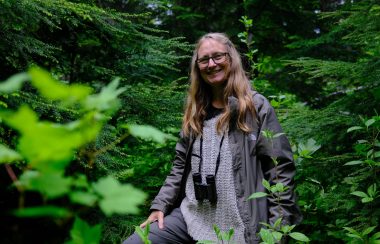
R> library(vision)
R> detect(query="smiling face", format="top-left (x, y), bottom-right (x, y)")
top-left (197, 39), bottom-right (230, 88)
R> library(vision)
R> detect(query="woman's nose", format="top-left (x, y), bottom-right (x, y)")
top-left (208, 58), bottom-right (217, 67)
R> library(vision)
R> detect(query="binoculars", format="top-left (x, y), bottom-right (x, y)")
top-left (192, 173), bottom-right (217, 203)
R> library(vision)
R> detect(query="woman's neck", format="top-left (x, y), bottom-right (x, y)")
top-left (211, 86), bottom-right (225, 109)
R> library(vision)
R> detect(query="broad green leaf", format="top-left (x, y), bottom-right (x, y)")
top-left (13, 206), bottom-right (70, 218)
top-left (72, 174), bottom-right (91, 189)
top-left (125, 124), bottom-right (176, 144)
top-left (28, 66), bottom-right (92, 104)
top-left (271, 185), bottom-right (278, 193)
top-left (262, 179), bottom-right (271, 191)
top-left (84, 78), bottom-right (125, 112)
top-left (272, 231), bottom-right (283, 241)
top-left (92, 176), bottom-right (146, 216)
top-left (67, 217), bottom-right (102, 244)
top-left (351, 191), bottom-right (369, 198)
top-left (281, 225), bottom-right (295, 233)
top-left (248, 192), bottom-right (268, 199)
top-left (259, 228), bottom-right (275, 244)
top-left (344, 160), bottom-right (363, 166)
top-left (362, 197), bottom-right (374, 203)
top-left (344, 227), bottom-right (361, 236)
top-left (374, 151), bottom-right (380, 158)
top-left (273, 218), bottom-right (282, 228)
top-left (299, 150), bottom-right (312, 159)
top-left (0, 100), bottom-right (7, 108)
top-left (19, 171), bottom-right (72, 198)
top-left (1, 106), bottom-right (101, 172)
top-left (347, 234), bottom-right (363, 239)
top-left (0, 105), bottom-right (38, 134)
top-left (0, 144), bottom-right (22, 163)
top-left (368, 184), bottom-right (377, 197)
top-left (347, 126), bottom-right (364, 133)
top-left (367, 149), bottom-right (375, 159)
top-left (270, 100), bottom-right (280, 108)
top-left (371, 231), bottom-right (380, 240)
top-left (275, 182), bottom-right (285, 192)
top-left (0, 72), bottom-right (29, 93)
top-left (365, 119), bottom-right (376, 127)
top-left (297, 138), bottom-right (321, 157)
top-left (69, 192), bottom-right (98, 206)
top-left (375, 141), bottom-right (380, 148)
top-left (289, 232), bottom-right (310, 242)
top-left (363, 226), bottom-right (377, 235)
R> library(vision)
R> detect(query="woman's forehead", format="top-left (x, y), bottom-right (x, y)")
top-left (197, 39), bottom-right (227, 56)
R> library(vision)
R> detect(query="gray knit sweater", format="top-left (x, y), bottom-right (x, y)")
top-left (180, 115), bottom-right (246, 244)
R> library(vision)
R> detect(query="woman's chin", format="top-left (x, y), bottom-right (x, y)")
top-left (205, 74), bottom-right (227, 86)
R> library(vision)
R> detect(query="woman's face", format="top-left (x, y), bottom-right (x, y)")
top-left (197, 39), bottom-right (230, 87)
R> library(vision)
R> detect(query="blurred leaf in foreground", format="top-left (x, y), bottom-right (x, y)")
top-left (92, 176), bottom-right (146, 216)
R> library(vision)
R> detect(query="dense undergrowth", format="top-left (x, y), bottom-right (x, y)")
top-left (1, 0), bottom-right (379, 243)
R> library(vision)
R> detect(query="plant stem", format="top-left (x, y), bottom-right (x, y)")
top-left (4, 164), bottom-right (25, 208)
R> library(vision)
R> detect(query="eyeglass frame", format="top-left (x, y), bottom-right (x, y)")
top-left (196, 52), bottom-right (229, 68)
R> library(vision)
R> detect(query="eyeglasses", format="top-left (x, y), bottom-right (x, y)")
top-left (196, 52), bottom-right (229, 68)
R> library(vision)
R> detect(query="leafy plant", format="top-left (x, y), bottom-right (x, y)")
top-left (292, 138), bottom-right (321, 165)
top-left (135, 223), bottom-right (152, 244)
top-left (351, 184), bottom-right (379, 204)
top-left (0, 68), bottom-right (174, 243)
top-left (343, 226), bottom-right (380, 244)
top-left (197, 224), bottom-right (235, 244)
top-left (248, 130), bottom-right (312, 243)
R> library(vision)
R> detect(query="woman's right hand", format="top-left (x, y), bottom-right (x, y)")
top-left (140, 210), bottom-right (164, 229)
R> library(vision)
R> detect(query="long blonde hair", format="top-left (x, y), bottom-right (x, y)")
top-left (182, 33), bottom-right (256, 136)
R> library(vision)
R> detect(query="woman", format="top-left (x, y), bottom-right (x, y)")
top-left (124, 33), bottom-right (301, 244)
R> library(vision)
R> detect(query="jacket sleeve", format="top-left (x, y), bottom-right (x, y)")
top-left (254, 93), bottom-right (302, 226)
top-left (150, 131), bottom-right (189, 215)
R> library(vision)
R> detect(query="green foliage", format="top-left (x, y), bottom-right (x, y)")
top-left (124, 124), bottom-right (176, 144)
top-left (293, 138), bottom-right (321, 164)
top-left (285, 1), bottom-right (380, 107)
top-left (0, 73), bottom-right (30, 93)
top-left (67, 217), bottom-right (102, 244)
top-left (197, 224), bottom-right (235, 244)
top-left (92, 176), bottom-right (147, 216)
top-left (29, 67), bottom-right (92, 104)
top-left (343, 226), bottom-right (380, 244)
top-left (19, 171), bottom-right (72, 198)
top-left (291, 113), bottom-right (380, 243)
top-left (0, 144), bottom-right (22, 163)
top-left (1, 0), bottom-right (379, 243)
top-left (13, 206), bottom-right (71, 218)
top-left (351, 184), bottom-right (378, 203)
top-left (213, 225), bottom-right (235, 243)
top-left (0, 68), bottom-right (172, 243)
top-left (135, 223), bottom-right (152, 244)
top-left (247, 131), bottom-right (312, 243)
top-left (260, 219), bottom-right (310, 243)
top-left (0, 0), bottom-right (191, 84)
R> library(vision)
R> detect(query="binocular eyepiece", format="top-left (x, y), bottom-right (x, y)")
top-left (192, 173), bottom-right (217, 203)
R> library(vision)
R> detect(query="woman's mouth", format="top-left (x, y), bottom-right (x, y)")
top-left (207, 69), bottom-right (222, 75)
